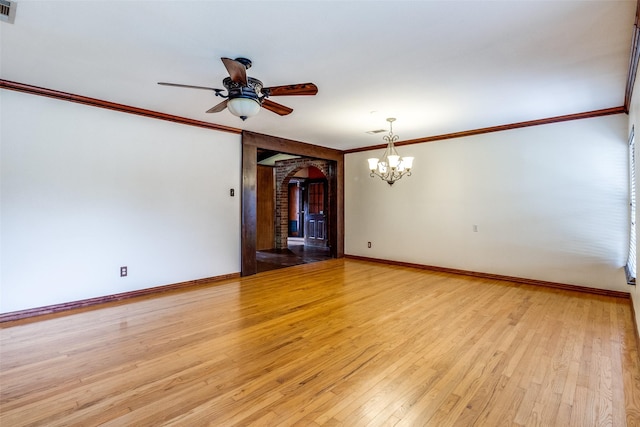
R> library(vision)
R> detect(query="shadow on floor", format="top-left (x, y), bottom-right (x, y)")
top-left (256, 238), bottom-right (332, 273)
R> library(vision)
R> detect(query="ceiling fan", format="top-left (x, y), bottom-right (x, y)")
top-left (158, 57), bottom-right (318, 121)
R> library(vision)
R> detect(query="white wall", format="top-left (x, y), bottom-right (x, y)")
top-left (1, 90), bottom-right (241, 313)
top-left (345, 114), bottom-right (630, 292)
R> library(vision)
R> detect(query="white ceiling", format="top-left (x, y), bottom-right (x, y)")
top-left (0, 0), bottom-right (636, 150)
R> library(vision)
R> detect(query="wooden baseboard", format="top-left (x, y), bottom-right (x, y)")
top-left (3, 258), bottom-right (632, 323)
top-left (345, 255), bottom-right (631, 299)
top-left (0, 272), bottom-right (241, 323)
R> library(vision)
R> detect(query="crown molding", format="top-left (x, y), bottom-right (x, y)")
top-left (0, 79), bottom-right (242, 134)
top-left (344, 106), bottom-right (626, 154)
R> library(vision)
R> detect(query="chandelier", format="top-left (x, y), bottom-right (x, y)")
top-left (367, 118), bottom-right (414, 185)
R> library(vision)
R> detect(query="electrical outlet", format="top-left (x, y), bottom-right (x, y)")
top-left (120, 266), bottom-right (127, 277)
top-left (367, 242), bottom-right (372, 248)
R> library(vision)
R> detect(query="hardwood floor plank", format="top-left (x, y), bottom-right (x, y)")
top-left (1, 259), bottom-right (639, 426)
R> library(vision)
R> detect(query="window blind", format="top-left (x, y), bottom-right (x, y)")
top-left (627, 126), bottom-right (636, 285)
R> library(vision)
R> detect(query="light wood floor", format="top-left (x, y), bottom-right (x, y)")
top-left (2, 259), bottom-right (640, 426)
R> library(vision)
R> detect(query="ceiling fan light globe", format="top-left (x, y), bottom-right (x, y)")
top-left (228, 97), bottom-right (261, 120)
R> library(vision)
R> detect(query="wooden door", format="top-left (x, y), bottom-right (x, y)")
top-left (256, 165), bottom-right (275, 250)
top-left (304, 180), bottom-right (327, 247)
top-left (288, 182), bottom-right (301, 237)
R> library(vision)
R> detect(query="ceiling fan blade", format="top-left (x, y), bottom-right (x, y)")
top-left (206, 100), bottom-right (228, 113)
top-left (158, 82), bottom-right (224, 92)
top-left (221, 57), bottom-right (248, 86)
top-left (263, 83), bottom-right (318, 97)
top-left (262, 99), bottom-right (293, 116)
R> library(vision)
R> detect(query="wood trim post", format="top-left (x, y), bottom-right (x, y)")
top-left (241, 143), bottom-right (258, 276)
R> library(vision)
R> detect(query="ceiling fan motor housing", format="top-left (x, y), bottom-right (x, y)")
top-left (223, 76), bottom-right (264, 103)
top-left (234, 57), bottom-right (252, 69)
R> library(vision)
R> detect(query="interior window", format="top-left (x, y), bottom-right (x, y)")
top-left (627, 126), bottom-right (636, 285)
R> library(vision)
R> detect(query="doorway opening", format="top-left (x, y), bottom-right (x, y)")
top-left (255, 157), bottom-right (332, 273)
top-left (241, 131), bottom-right (344, 277)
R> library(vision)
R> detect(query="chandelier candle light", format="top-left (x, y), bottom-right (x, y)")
top-left (368, 118), bottom-right (414, 185)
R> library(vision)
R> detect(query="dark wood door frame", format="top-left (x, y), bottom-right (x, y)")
top-left (241, 131), bottom-right (344, 276)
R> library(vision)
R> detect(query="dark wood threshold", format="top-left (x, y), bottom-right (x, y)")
top-left (0, 79), bottom-right (242, 135)
top-left (0, 272), bottom-right (240, 324)
top-left (345, 254), bottom-right (631, 299)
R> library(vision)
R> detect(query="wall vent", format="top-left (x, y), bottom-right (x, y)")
top-left (0, 0), bottom-right (16, 24)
